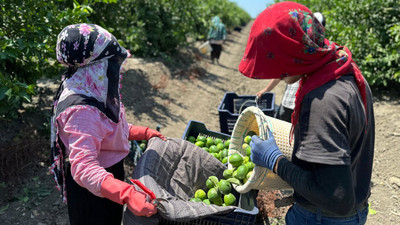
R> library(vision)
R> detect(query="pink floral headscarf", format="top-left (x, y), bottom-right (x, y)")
top-left (51, 23), bottom-right (129, 201)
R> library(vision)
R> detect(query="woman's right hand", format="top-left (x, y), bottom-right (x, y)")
top-left (100, 176), bottom-right (157, 217)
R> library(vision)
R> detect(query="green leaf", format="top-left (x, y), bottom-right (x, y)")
top-left (4, 88), bottom-right (12, 98)
top-left (37, 188), bottom-right (51, 197)
top-left (0, 182), bottom-right (6, 188)
top-left (0, 204), bottom-right (9, 215)
top-left (0, 87), bottom-right (8, 101)
top-left (227, 178), bottom-right (241, 185)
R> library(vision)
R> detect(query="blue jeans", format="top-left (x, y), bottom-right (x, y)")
top-left (285, 203), bottom-right (368, 225)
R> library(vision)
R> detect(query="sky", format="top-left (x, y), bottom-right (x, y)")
top-left (230, 0), bottom-right (275, 18)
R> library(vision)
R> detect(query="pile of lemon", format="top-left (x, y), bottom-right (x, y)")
top-left (187, 135), bottom-right (230, 163)
top-left (189, 135), bottom-right (256, 206)
top-left (190, 175), bottom-right (237, 206)
top-left (225, 135), bottom-right (255, 186)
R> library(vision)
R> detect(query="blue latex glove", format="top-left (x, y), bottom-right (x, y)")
top-left (250, 129), bottom-right (283, 171)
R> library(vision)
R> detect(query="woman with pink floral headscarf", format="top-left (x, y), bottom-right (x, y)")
top-left (240, 2), bottom-right (375, 224)
top-left (51, 23), bottom-right (165, 225)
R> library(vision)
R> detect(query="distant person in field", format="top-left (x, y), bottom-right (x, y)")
top-left (208, 16), bottom-right (227, 65)
top-left (239, 2), bottom-right (375, 225)
top-left (51, 23), bottom-right (165, 225)
top-left (255, 12), bottom-right (325, 123)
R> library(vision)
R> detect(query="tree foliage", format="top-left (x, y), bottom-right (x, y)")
top-left (0, 0), bottom-right (94, 119)
top-left (89, 0), bottom-right (251, 56)
top-left (0, 0), bottom-right (251, 119)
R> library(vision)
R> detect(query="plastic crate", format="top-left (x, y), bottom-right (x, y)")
top-left (182, 120), bottom-right (231, 141)
top-left (177, 120), bottom-right (259, 225)
top-left (159, 189), bottom-right (259, 225)
top-left (218, 92), bottom-right (275, 135)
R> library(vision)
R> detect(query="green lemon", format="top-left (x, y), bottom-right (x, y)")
top-left (217, 143), bottom-right (225, 150)
top-left (190, 197), bottom-right (202, 202)
top-left (207, 188), bottom-right (219, 200)
top-left (209, 145), bottom-right (219, 153)
top-left (210, 152), bottom-right (220, 160)
top-left (222, 156), bottom-right (228, 164)
top-left (203, 199), bottom-right (211, 205)
top-left (218, 179), bottom-right (232, 195)
top-left (223, 169), bottom-right (233, 179)
top-left (247, 171), bottom-right (253, 180)
top-left (245, 145), bottom-right (252, 157)
top-left (195, 141), bottom-right (205, 148)
top-left (220, 149), bottom-right (229, 159)
top-left (224, 193), bottom-right (236, 206)
top-left (224, 139), bottom-right (231, 148)
top-left (245, 161), bottom-right (255, 171)
top-left (195, 189), bottom-right (207, 200)
top-left (188, 136), bottom-right (196, 143)
top-left (232, 170), bottom-right (238, 179)
top-left (206, 176), bottom-right (219, 189)
top-left (202, 147), bottom-right (209, 152)
top-left (214, 152), bottom-right (221, 160)
top-left (243, 156), bottom-right (249, 164)
top-left (211, 196), bottom-right (223, 206)
top-left (206, 137), bottom-right (214, 147)
top-left (214, 138), bottom-right (223, 145)
top-left (244, 170), bottom-right (253, 184)
top-left (139, 143), bottom-right (146, 151)
top-left (197, 135), bottom-right (207, 143)
top-left (242, 143), bottom-right (249, 151)
top-left (229, 153), bottom-right (244, 167)
top-left (236, 165), bottom-right (249, 180)
top-left (244, 135), bottom-right (252, 144)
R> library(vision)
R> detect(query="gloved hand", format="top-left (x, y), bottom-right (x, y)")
top-left (100, 176), bottom-right (157, 217)
top-left (250, 129), bottom-right (283, 171)
top-left (129, 125), bottom-right (166, 141)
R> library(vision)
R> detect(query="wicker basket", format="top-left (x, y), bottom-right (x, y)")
top-left (228, 106), bottom-right (293, 193)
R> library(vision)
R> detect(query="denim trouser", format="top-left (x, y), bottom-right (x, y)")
top-left (285, 203), bottom-right (368, 225)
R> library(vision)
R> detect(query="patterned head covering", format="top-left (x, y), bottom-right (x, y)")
top-left (239, 1), bottom-right (367, 137)
top-left (208, 16), bottom-right (226, 41)
top-left (50, 23), bottom-right (128, 201)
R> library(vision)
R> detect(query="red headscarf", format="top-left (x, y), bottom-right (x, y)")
top-left (239, 1), bottom-right (367, 138)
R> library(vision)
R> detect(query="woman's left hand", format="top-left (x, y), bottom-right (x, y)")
top-left (145, 128), bottom-right (166, 141)
top-left (129, 125), bottom-right (166, 141)
top-left (250, 130), bottom-right (283, 171)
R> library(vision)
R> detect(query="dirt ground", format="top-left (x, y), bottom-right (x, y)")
top-left (1, 21), bottom-right (399, 224)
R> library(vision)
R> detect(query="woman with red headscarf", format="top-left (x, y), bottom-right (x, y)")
top-left (239, 2), bottom-right (375, 225)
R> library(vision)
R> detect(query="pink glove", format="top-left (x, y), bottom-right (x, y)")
top-left (100, 176), bottom-right (157, 217)
top-left (129, 125), bottom-right (166, 141)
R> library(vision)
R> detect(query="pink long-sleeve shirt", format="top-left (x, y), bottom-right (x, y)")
top-left (57, 105), bottom-right (131, 196)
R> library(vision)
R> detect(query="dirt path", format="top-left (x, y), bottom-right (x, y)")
top-left (1, 21), bottom-right (399, 225)
top-left (121, 22), bottom-right (286, 138)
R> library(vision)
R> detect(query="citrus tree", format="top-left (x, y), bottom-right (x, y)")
top-left (89, 0), bottom-right (251, 56)
top-left (1, 0), bottom-right (251, 119)
top-left (0, 0), bottom-right (114, 119)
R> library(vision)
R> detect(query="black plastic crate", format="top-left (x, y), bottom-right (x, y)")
top-left (182, 120), bottom-right (231, 141)
top-left (218, 92), bottom-right (275, 135)
top-left (177, 120), bottom-right (259, 225)
top-left (159, 189), bottom-right (259, 225)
